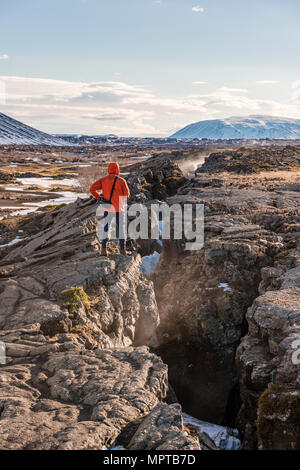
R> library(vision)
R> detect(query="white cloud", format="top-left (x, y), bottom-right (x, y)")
top-left (292, 80), bottom-right (300, 102)
top-left (256, 80), bottom-right (278, 84)
top-left (192, 6), bottom-right (204, 13)
top-left (0, 76), bottom-right (153, 103)
top-left (0, 54), bottom-right (9, 60)
top-left (192, 81), bottom-right (206, 85)
top-left (218, 87), bottom-right (248, 93)
top-left (0, 75), bottom-right (299, 136)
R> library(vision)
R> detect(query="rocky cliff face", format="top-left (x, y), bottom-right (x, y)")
top-left (197, 146), bottom-right (300, 175)
top-left (154, 220), bottom-right (281, 424)
top-left (125, 156), bottom-right (187, 203)
top-left (0, 199), bottom-right (160, 349)
top-left (0, 190), bottom-right (200, 450)
top-left (237, 260), bottom-right (300, 449)
top-left (151, 148), bottom-right (300, 447)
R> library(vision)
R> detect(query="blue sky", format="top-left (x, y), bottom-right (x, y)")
top-left (0, 0), bottom-right (299, 136)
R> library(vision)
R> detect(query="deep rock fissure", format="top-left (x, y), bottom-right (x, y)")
top-left (138, 241), bottom-right (248, 439)
top-left (146, 234), bottom-right (274, 438)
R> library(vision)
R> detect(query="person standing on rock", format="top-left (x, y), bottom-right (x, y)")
top-left (90, 162), bottom-right (130, 256)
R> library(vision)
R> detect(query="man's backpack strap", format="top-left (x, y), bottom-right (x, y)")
top-left (108, 176), bottom-right (118, 203)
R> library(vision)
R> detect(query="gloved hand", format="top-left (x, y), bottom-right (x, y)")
top-left (87, 196), bottom-right (99, 205)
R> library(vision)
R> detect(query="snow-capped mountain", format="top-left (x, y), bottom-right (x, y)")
top-left (0, 112), bottom-right (71, 146)
top-left (170, 115), bottom-right (300, 140)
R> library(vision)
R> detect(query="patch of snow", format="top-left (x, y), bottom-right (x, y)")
top-left (218, 283), bottom-right (232, 292)
top-left (5, 186), bottom-right (25, 192)
top-left (0, 206), bottom-right (25, 210)
top-left (16, 177), bottom-right (78, 188)
top-left (183, 413), bottom-right (241, 450)
top-left (22, 191), bottom-right (84, 208)
top-left (9, 208), bottom-right (41, 217)
top-left (0, 236), bottom-right (24, 248)
top-left (140, 251), bottom-right (160, 277)
top-left (8, 192), bottom-right (87, 217)
top-left (102, 444), bottom-right (125, 450)
top-left (129, 154), bottom-right (154, 159)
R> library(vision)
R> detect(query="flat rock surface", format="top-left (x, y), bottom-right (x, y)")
top-left (0, 346), bottom-right (170, 450)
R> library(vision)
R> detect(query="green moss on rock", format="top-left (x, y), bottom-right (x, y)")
top-left (257, 383), bottom-right (300, 444)
top-left (59, 287), bottom-right (90, 314)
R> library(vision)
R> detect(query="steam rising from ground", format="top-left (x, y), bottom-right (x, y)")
top-left (177, 154), bottom-right (208, 178)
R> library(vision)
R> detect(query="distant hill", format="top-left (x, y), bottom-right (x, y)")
top-left (0, 112), bottom-right (71, 146)
top-left (55, 134), bottom-right (118, 144)
top-left (170, 115), bottom-right (300, 140)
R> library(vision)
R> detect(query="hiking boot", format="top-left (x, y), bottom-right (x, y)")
top-left (100, 247), bottom-right (108, 256)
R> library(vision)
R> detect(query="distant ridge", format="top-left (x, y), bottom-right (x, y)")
top-left (0, 112), bottom-right (71, 146)
top-left (170, 115), bottom-right (300, 140)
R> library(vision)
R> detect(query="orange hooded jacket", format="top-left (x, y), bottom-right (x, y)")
top-left (89, 162), bottom-right (130, 212)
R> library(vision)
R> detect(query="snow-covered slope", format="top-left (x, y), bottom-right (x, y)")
top-left (0, 112), bottom-right (71, 146)
top-left (170, 115), bottom-right (300, 140)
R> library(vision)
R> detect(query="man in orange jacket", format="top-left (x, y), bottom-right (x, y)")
top-left (90, 162), bottom-right (130, 256)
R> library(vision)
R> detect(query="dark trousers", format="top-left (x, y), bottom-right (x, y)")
top-left (102, 211), bottom-right (125, 249)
